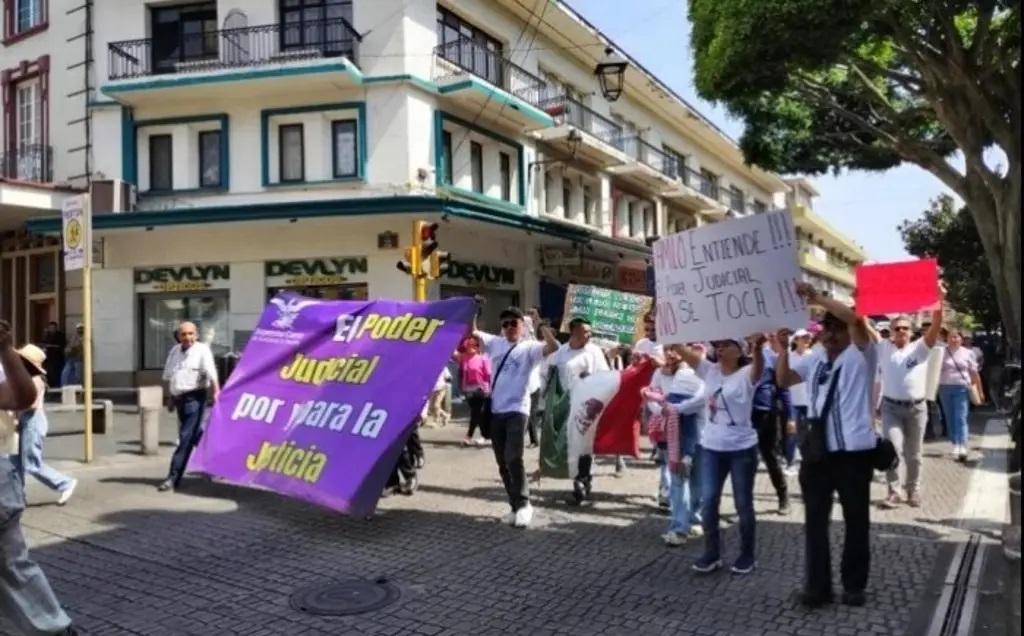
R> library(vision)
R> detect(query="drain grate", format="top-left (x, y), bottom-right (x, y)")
top-left (289, 577), bottom-right (401, 616)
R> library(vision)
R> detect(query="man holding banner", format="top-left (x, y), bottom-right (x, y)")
top-left (473, 307), bottom-right (560, 528)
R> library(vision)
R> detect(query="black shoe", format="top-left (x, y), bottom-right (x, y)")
top-left (778, 496), bottom-right (791, 515)
top-left (401, 476), bottom-right (419, 495)
top-left (56, 625), bottom-right (79, 635)
top-left (797, 590), bottom-right (834, 609)
top-left (570, 480), bottom-right (586, 505)
top-left (841, 590), bottom-right (867, 606)
top-left (157, 480), bottom-right (174, 492)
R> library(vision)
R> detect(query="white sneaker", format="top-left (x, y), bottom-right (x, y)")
top-left (663, 532), bottom-right (687, 547)
top-left (474, 438), bottom-right (488, 446)
top-left (688, 525), bottom-right (705, 538)
top-left (57, 479), bottom-right (77, 506)
top-left (513, 504), bottom-right (534, 528)
top-left (501, 511), bottom-right (516, 525)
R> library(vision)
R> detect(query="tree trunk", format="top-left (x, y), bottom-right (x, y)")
top-left (964, 172), bottom-right (1022, 353)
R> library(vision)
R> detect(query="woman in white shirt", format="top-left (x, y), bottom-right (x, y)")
top-left (785, 329), bottom-right (815, 474)
top-left (671, 335), bottom-right (767, 576)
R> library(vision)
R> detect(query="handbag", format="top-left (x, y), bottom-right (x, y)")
top-left (872, 436), bottom-right (899, 472)
top-left (481, 343), bottom-right (519, 435)
top-left (946, 348), bottom-right (983, 406)
top-left (798, 365), bottom-right (841, 464)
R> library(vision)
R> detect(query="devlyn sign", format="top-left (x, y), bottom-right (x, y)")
top-left (265, 257), bottom-right (369, 287)
top-left (134, 264), bottom-right (230, 292)
top-left (445, 260), bottom-right (515, 287)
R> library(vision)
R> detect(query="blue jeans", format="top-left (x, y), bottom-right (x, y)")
top-left (938, 384), bottom-right (970, 446)
top-left (656, 446), bottom-right (670, 499)
top-left (700, 445), bottom-right (758, 561)
top-left (668, 417), bottom-right (703, 535)
top-left (12, 410), bottom-right (74, 494)
top-left (60, 360), bottom-right (83, 386)
top-left (167, 390), bottom-right (207, 486)
top-left (786, 405), bottom-right (807, 466)
top-left (0, 457), bottom-right (73, 635)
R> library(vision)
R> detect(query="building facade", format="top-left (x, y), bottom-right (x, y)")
top-left (781, 178), bottom-right (866, 306)
top-left (11, 0), bottom-right (787, 385)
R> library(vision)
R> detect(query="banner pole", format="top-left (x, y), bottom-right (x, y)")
top-left (82, 194), bottom-right (94, 464)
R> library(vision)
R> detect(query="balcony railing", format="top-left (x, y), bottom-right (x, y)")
top-left (1, 144), bottom-right (53, 183)
top-left (680, 166), bottom-right (718, 200)
top-left (434, 39), bottom-right (549, 109)
top-left (107, 18), bottom-right (360, 80)
top-left (728, 191), bottom-right (746, 214)
top-left (538, 95), bottom-right (623, 148)
top-left (623, 136), bottom-right (677, 177)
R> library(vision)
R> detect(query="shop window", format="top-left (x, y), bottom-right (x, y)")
top-left (149, 134), bottom-right (173, 191)
top-left (29, 252), bottom-right (56, 294)
top-left (440, 285), bottom-right (518, 333)
top-left (267, 284), bottom-right (367, 301)
top-left (139, 293), bottom-right (230, 369)
top-left (331, 119), bottom-right (358, 178)
top-left (279, 123), bottom-right (305, 182)
top-left (198, 130), bottom-right (222, 188)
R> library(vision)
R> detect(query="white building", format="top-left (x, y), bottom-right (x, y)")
top-left (7, 0), bottom-right (787, 386)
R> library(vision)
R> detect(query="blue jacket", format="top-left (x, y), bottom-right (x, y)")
top-left (752, 349), bottom-right (794, 420)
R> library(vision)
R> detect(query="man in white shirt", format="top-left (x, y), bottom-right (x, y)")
top-left (876, 310), bottom-right (943, 508)
top-left (158, 321), bottom-right (221, 492)
top-left (474, 306), bottom-right (559, 528)
top-left (0, 321), bottom-right (79, 635)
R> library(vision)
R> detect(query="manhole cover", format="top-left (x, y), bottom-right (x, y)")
top-left (289, 578), bottom-right (400, 616)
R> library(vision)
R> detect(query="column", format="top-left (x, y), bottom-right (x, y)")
top-left (615, 196), bottom-right (630, 238)
top-left (653, 198), bottom-right (666, 238)
top-left (599, 175), bottom-right (612, 235)
top-left (629, 200), bottom-right (643, 239)
top-left (569, 179), bottom-right (584, 225)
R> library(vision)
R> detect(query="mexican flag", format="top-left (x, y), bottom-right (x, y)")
top-left (540, 359), bottom-right (657, 479)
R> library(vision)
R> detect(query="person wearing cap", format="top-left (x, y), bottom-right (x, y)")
top-left (0, 321), bottom-right (80, 636)
top-left (11, 344), bottom-right (77, 505)
top-left (473, 306), bottom-right (559, 528)
top-left (669, 333), bottom-right (769, 576)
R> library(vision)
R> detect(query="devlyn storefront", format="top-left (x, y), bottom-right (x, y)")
top-left (437, 258), bottom-right (521, 330)
top-left (538, 242), bottom-right (651, 324)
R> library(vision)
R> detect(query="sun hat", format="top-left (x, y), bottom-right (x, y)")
top-left (16, 343), bottom-right (46, 375)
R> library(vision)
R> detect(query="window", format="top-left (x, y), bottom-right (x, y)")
top-left (583, 185), bottom-right (595, 225)
top-left (562, 178), bottom-right (572, 214)
top-left (662, 145), bottom-right (686, 179)
top-left (281, 0), bottom-right (354, 57)
top-left (139, 293), bottom-right (230, 369)
top-left (753, 200), bottom-right (768, 214)
top-left (627, 201), bottom-right (636, 236)
top-left (643, 206), bottom-right (655, 236)
top-left (700, 169), bottom-right (719, 199)
top-left (331, 119), bottom-right (358, 178)
top-left (149, 134), bottom-right (173, 191)
top-left (15, 80), bottom-right (40, 148)
top-left (4, 0), bottom-right (46, 40)
top-left (435, 7), bottom-right (503, 86)
top-left (499, 152), bottom-right (511, 201)
top-left (198, 130), bottom-right (222, 188)
top-left (279, 123), bottom-right (305, 182)
top-left (441, 131), bottom-right (453, 185)
top-left (729, 186), bottom-right (746, 213)
top-left (470, 141), bottom-right (483, 193)
top-left (2, 56), bottom-right (51, 182)
top-left (150, 2), bottom-right (218, 75)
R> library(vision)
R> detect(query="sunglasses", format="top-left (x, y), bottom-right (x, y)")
top-left (501, 320), bottom-right (519, 329)
top-left (892, 326), bottom-right (911, 332)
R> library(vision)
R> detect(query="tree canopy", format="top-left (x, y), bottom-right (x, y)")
top-left (689, 0), bottom-right (1022, 346)
top-left (898, 194), bottom-right (1001, 331)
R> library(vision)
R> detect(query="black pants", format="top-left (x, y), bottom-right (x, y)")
top-left (575, 455), bottom-right (593, 486)
top-left (526, 390), bottom-right (540, 445)
top-left (926, 400), bottom-right (946, 438)
top-left (386, 429), bottom-right (419, 489)
top-left (167, 390), bottom-right (207, 486)
top-left (752, 409), bottom-right (788, 502)
top-left (799, 450), bottom-right (874, 595)
top-left (407, 427), bottom-right (423, 461)
top-left (491, 412), bottom-right (530, 511)
top-left (466, 392), bottom-right (490, 439)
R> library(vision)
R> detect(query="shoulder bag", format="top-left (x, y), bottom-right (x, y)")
top-left (946, 348), bottom-right (983, 406)
top-left (797, 365), bottom-right (841, 463)
top-left (481, 343), bottom-right (518, 437)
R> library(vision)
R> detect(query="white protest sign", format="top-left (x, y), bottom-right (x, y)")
top-left (652, 210), bottom-right (808, 344)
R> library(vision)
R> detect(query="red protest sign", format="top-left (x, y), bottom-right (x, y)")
top-left (855, 258), bottom-right (939, 316)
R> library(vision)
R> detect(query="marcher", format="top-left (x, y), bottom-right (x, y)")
top-left (749, 334), bottom-right (793, 514)
top-left (472, 307), bottom-right (559, 528)
top-left (12, 345), bottom-right (77, 505)
top-left (158, 321), bottom-right (220, 492)
top-left (937, 329), bottom-right (984, 462)
top-left (457, 335), bottom-right (492, 446)
top-left (776, 284), bottom-right (887, 609)
top-left (0, 320), bottom-right (79, 635)
top-left (784, 329), bottom-right (814, 475)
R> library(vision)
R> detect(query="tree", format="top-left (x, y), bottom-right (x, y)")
top-left (688, 0), bottom-right (1021, 347)
top-left (898, 194), bottom-right (1002, 330)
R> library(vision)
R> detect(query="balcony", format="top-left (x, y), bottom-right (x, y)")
top-left (662, 165), bottom-right (725, 215)
top-left (433, 39), bottom-right (554, 132)
top-left (1, 144), bottom-right (52, 184)
top-left (534, 95), bottom-right (630, 167)
top-left (799, 251), bottom-right (856, 287)
top-left (103, 18), bottom-right (362, 107)
top-left (608, 136), bottom-right (680, 192)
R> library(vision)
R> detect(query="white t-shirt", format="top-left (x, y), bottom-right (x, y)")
top-left (162, 342), bottom-right (219, 396)
top-left (432, 367), bottom-right (452, 392)
top-left (788, 349), bottom-right (814, 407)
top-left (694, 358), bottom-right (758, 452)
top-left (791, 343), bottom-right (878, 452)
top-left (552, 342), bottom-right (609, 391)
top-left (876, 339), bottom-right (931, 401)
top-left (633, 337), bottom-right (664, 358)
top-left (477, 332), bottom-right (547, 415)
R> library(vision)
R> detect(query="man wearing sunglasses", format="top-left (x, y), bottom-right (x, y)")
top-left (473, 306), bottom-right (560, 527)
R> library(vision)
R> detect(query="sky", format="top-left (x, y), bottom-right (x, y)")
top-left (573, 0), bottom-right (955, 261)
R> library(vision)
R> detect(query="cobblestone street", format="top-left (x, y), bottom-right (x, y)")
top-left (9, 415), bottom-right (1010, 636)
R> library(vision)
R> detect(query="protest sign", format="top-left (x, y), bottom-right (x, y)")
top-left (190, 293), bottom-right (475, 516)
top-left (560, 284), bottom-right (652, 347)
top-left (652, 210), bottom-right (807, 344)
top-left (855, 258), bottom-right (939, 315)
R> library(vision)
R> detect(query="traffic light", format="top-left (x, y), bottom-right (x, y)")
top-left (396, 246), bottom-right (420, 276)
top-left (419, 222), bottom-right (440, 261)
top-left (430, 251), bottom-right (451, 279)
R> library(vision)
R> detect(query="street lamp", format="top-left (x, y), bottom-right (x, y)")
top-left (595, 47), bottom-right (627, 102)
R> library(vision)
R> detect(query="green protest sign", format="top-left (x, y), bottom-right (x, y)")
top-left (560, 284), bottom-right (652, 346)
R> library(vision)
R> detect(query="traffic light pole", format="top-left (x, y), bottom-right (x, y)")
top-left (412, 220), bottom-right (427, 302)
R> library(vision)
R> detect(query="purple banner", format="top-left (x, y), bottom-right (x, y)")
top-left (190, 293), bottom-right (474, 516)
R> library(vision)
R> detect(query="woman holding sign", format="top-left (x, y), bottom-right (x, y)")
top-left (669, 336), bottom-right (767, 576)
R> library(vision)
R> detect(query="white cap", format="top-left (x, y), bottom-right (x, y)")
top-left (792, 328), bottom-right (811, 339)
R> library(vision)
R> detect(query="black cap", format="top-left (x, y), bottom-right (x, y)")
top-left (499, 306), bottom-right (524, 320)
top-left (820, 312), bottom-right (844, 328)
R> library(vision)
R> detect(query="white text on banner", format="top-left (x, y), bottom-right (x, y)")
top-left (652, 210), bottom-right (808, 344)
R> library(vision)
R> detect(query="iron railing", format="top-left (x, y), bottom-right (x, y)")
top-left (622, 136), bottom-right (677, 177)
top-left (433, 39), bottom-right (550, 109)
top-left (680, 166), bottom-right (718, 200)
top-left (107, 17), bottom-right (360, 80)
top-left (0, 144), bottom-right (52, 183)
top-left (538, 95), bottom-right (623, 148)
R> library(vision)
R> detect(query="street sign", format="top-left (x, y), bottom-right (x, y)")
top-left (62, 196), bottom-right (91, 271)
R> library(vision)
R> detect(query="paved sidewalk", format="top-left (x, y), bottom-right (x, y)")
top-left (7, 417), bottom-right (1001, 636)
